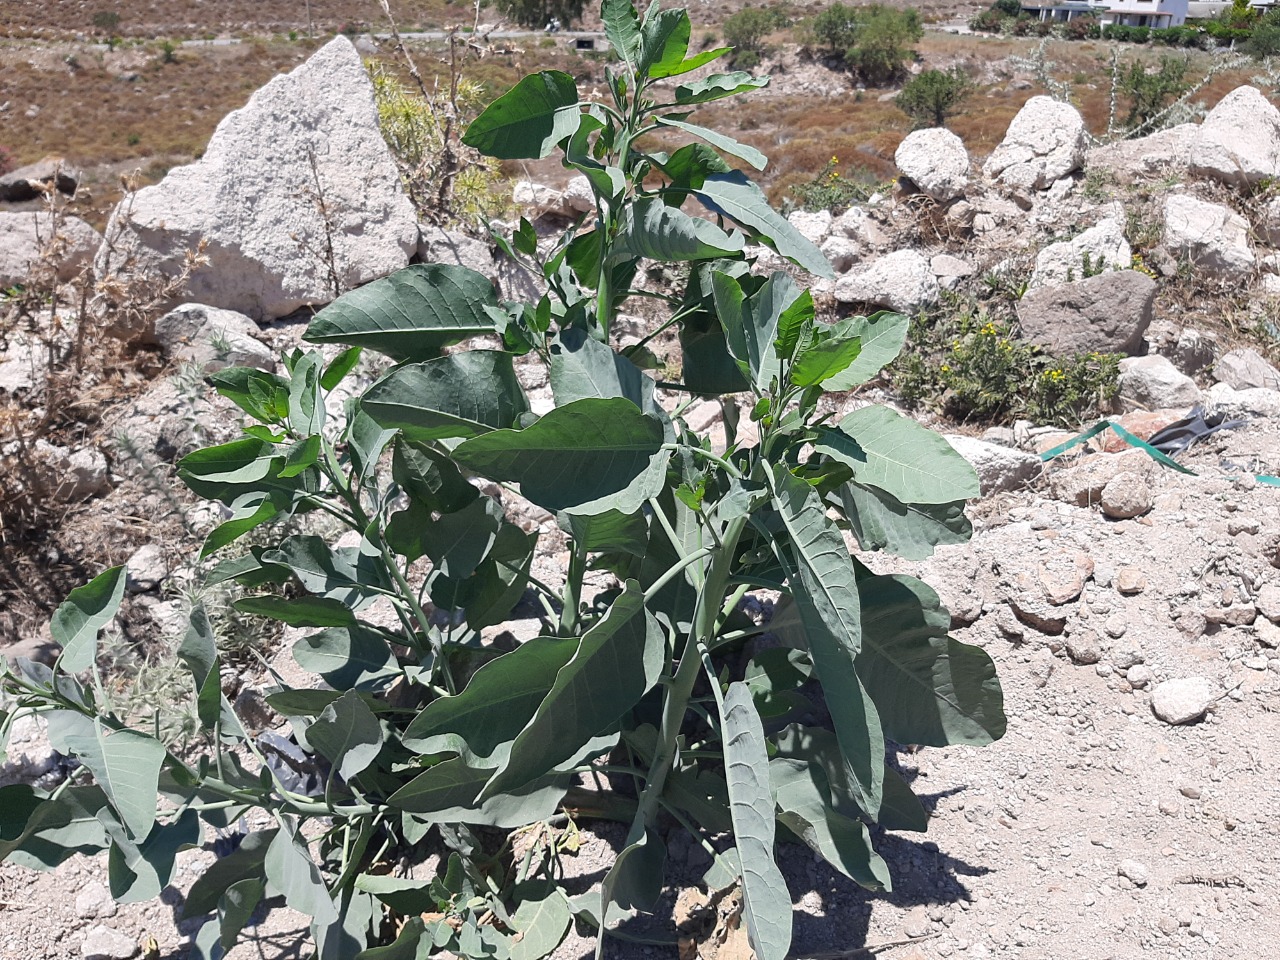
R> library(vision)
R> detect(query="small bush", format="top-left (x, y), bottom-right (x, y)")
top-left (1063, 16), bottom-right (1101, 41)
top-left (91, 9), bottom-right (121, 32)
top-left (992, 0), bottom-right (1022, 16)
top-left (789, 156), bottom-right (882, 213)
top-left (723, 6), bottom-right (789, 68)
top-left (969, 9), bottom-right (1006, 33)
top-left (896, 67), bottom-right (972, 129)
top-left (1120, 54), bottom-right (1190, 128)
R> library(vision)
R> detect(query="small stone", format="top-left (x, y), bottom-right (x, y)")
top-left (1116, 567), bottom-right (1147, 595)
top-left (1118, 859), bottom-right (1150, 886)
top-left (1151, 677), bottom-right (1215, 725)
top-left (1203, 604), bottom-right (1256, 626)
top-left (81, 925), bottom-right (138, 960)
top-left (1158, 799), bottom-right (1180, 817)
top-left (1159, 916), bottom-right (1180, 936)
top-left (1038, 549), bottom-right (1095, 605)
top-left (1111, 646), bottom-right (1144, 670)
top-left (124, 544), bottom-right (168, 594)
top-left (1066, 631), bottom-right (1102, 665)
top-left (1255, 584), bottom-right (1280, 624)
top-left (1245, 656), bottom-right (1268, 671)
top-left (1100, 472), bottom-right (1152, 519)
top-left (903, 904), bottom-right (931, 939)
top-left (75, 883), bottom-right (117, 920)
top-left (1104, 612), bottom-right (1128, 638)
top-left (1179, 785), bottom-right (1203, 800)
top-left (1126, 664), bottom-right (1154, 688)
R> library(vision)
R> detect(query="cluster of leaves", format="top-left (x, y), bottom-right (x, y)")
top-left (1120, 55), bottom-right (1191, 128)
top-left (896, 67), bottom-right (973, 130)
top-left (788, 156), bottom-right (883, 215)
top-left (721, 5), bottom-right (792, 70)
top-left (800, 3), bottom-right (923, 85)
top-left (892, 301), bottom-right (1121, 425)
top-left (0, 4), bottom-right (1005, 960)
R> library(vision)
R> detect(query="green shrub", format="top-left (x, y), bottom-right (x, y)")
top-left (0, 5), bottom-right (1004, 960)
top-left (896, 67), bottom-right (973, 128)
top-left (992, 0), bottom-right (1022, 15)
top-left (1120, 54), bottom-right (1190, 128)
top-left (503, 0), bottom-right (587, 27)
top-left (790, 156), bottom-right (883, 212)
top-left (1246, 17), bottom-right (1280, 57)
top-left (1064, 15), bottom-right (1101, 40)
top-left (969, 9), bottom-right (1006, 33)
top-left (723, 6), bottom-right (789, 67)
top-left (844, 5), bottom-right (923, 84)
top-left (801, 2), bottom-right (862, 56)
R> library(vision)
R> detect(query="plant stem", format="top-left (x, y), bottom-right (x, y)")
top-left (560, 536), bottom-right (588, 635)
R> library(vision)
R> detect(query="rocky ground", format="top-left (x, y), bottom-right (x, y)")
top-left (2, 26), bottom-right (1280, 960)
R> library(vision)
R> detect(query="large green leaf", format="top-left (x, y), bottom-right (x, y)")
top-left (63, 720), bottom-right (166, 840)
top-left (234, 595), bottom-right (356, 628)
top-left (178, 438), bottom-right (307, 505)
top-left (452, 397), bottom-right (669, 516)
top-left (183, 829), bottom-right (277, 918)
top-left (51, 566), bottom-right (126, 675)
top-left (362, 351), bottom-right (529, 443)
top-left (307, 689), bottom-right (385, 781)
top-left (857, 574), bottom-right (1005, 747)
top-left (292, 625), bottom-right (399, 689)
top-left (509, 890), bottom-right (573, 960)
top-left (816, 406), bottom-right (980, 505)
top-left (616, 198), bottom-right (744, 262)
top-left (218, 878), bottom-right (266, 953)
top-left (714, 271), bottom-right (806, 393)
top-left (462, 70), bottom-right (581, 160)
top-left (265, 822), bottom-right (339, 925)
top-left (481, 583), bottom-right (663, 797)
top-left (639, 7), bottom-right (727, 78)
top-left (549, 328), bottom-right (666, 423)
top-left (719, 684), bottom-right (792, 960)
top-left (770, 465), bottom-right (884, 820)
top-left (790, 328), bottom-right (863, 388)
top-left (820, 311), bottom-right (910, 390)
top-left (105, 808), bottom-right (201, 904)
top-left (597, 826), bottom-right (666, 948)
top-left (695, 172), bottom-right (833, 278)
top-left (263, 535), bottom-right (390, 605)
top-left (656, 117), bottom-right (766, 171)
top-left (0, 785), bottom-right (72, 862)
top-left (5, 785), bottom-right (109, 872)
top-left (402, 635), bottom-right (578, 760)
top-left (675, 72), bottom-right (769, 105)
top-left (304, 264), bottom-right (499, 362)
top-left (602, 0), bottom-right (642, 67)
top-left (770, 758), bottom-right (891, 892)
top-left (565, 509), bottom-right (648, 557)
top-left (837, 483), bottom-right (972, 561)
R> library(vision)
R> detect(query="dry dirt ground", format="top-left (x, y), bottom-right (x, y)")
top-left (2, 393), bottom-right (1278, 960)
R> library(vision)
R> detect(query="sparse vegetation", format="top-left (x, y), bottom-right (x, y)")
top-left (896, 66), bottom-right (973, 129)
top-left (802, 3), bottom-right (923, 84)
top-left (1120, 54), bottom-right (1191, 128)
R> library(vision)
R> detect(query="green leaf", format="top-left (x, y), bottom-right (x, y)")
top-left (880, 765), bottom-right (930, 833)
top-left (770, 758), bottom-right (891, 892)
top-left (714, 271), bottom-right (804, 393)
top-left (837, 484), bottom-right (971, 561)
top-left (696, 172), bottom-right (833, 278)
top-left (549, 328), bottom-right (666, 420)
top-left (453, 397), bottom-right (669, 516)
top-left (263, 535), bottom-right (391, 604)
top-left (509, 890), bottom-right (572, 960)
top-left (184, 829), bottom-right (277, 918)
top-left (51, 566), bottom-right (126, 674)
top-left (657, 143), bottom-right (732, 197)
top-left (105, 808), bottom-right (201, 904)
top-left (393, 440), bottom-right (480, 514)
top-left (0, 785), bottom-right (70, 862)
top-left (316, 887), bottom-right (376, 960)
top-left (178, 603), bottom-right (225, 731)
top-left (857, 574), bottom-right (1005, 747)
top-left (770, 465), bottom-right (884, 820)
top-left (305, 264), bottom-right (500, 362)
top-left (307, 689), bottom-right (385, 781)
top-left (617, 198), bottom-right (744, 262)
top-left (287, 352), bottom-right (325, 436)
top-left (656, 117), bottom-right (766, 171)
top-left (280, 435), bottom-right (322, 478)
top-left (675, 72), bottom-right (769, 105)
top-left (597, 826), bottom-right (665, 942)
top-left (178, 438), bottom-right (304, 505)
top-left (791, 331), bottom-right (863, 388)
top-left (638, 7), bottom-right (690, 77)
top-left (218, 878), bottom-right (265, 952)
top-left (462, 70), bottom-right (581, 160)
top-left (293, 626), bottom-right (399, 689)
top-left (402, 635), bottom-right (576, 761)
top-left (743, 647), bottom-right (810, 720)
top-left (200, 494), bottom-right (286, 559)
top-left (719, 684), bottom-right (792, 960)
top-left (354, 874), bottom-right (434, 915)
top-left (602, 0), bottom-right (643, 68)
top-left (63, 720), bottom-right (166, 840)
top-left (320, 346), bottom-right (363, 391)
top-left (208, 367), bottom-right (289, 423)
top-left (816, 406), bottom-right (980, 505)
top-left (362, 351), bottom-right (529, 443)
top-left (265, 822), bottom-right (338, 925)
top-left (481, 583), bottom-right (663, 797)
top-left (234, 595), bottom-right (356, 628)
top-left (820, 311), bottom-right (910, 391)
top-left (565, 509), bottom-right (648, 557)
top-left (6, 785), bottom-right (110, 872)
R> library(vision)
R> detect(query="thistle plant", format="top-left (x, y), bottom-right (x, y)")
top-left (0, 4), bottom-right (1005, 958)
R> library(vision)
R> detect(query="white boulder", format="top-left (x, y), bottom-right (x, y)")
top-left (1086, 123), bottom-right (1197, 183)
top-left (895, 128), bottom-right (970, 203)
top-left (1188, 86), bottom-right (1280, 189)
top-left (1214, 348), bottom-right (1280, 392)
top-left (984, 96), bottom-right (1087, 190)
top-left (787, 209), bottom-right (833, 246)
top-left (944, 434), bottom-right (1042, 494)
top-left (0, 211), bottom-right (101, 288)
top-left (1028, 217), bottom-right (1130, 288)
top-left (833, 249), bottom-right (939, 313)
top-left (1162, 194), bottom-right (1254, 276)
top-left (95, 37), bottom-right (418, 321)
top-left (153, 303), bottom-right (274, 373)
top-left (1117, 355), bottom-right (1201, 412)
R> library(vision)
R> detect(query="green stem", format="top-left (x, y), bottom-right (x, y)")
top-left (661, 443), bottom-right (744, 479)
top-left (559, 536), bottom-right (588, 635)
top-left (643, 547), bottom-right (715, 602)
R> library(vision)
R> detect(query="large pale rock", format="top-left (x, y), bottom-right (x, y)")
top-left (1150, 677), bottom-right (1215, 725)
top-left (833, 249), bottom-right (939, 312)
top-left (1162, 194), bottom-right (1254, 277)
top-left (1028, 218), bottom-right (1130, 288)
top-left (1086, 123), bottom-right (1196, 183)
top-left (895, 128), bottom-right (970, 203)
top-left (1016, 270), bottom-right (1154, 356)
top-left (1117, 355), bottom-right (1201, 412)
top-left (1188, 86), bottom-right (1280, 189)
top-left (944, 434), bottom-right (1042, 494)
top-left (0, 156), bottom-right (80, 201)
top-left (832, 206), bottom-right (891, 250)
top-left (96, 37), bottom-right (417, 321)
top-left (1214, 348), bottom-right (1280, 392)
top-left (1205, 382), bottom-right (1280, 419)
top-left (787, 209), bottom-right (833, 246)
top-left (984, 96), bottom-right (1087, 189)
top-left (153, 303), bottom-right (274, 373)
top-left (417, 225), bottom-right (494, 278)
top-left (0, 211), bottom-right (101, 287)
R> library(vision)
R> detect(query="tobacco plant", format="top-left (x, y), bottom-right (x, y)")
top-left (0, 4), bottom-right (1005, 958)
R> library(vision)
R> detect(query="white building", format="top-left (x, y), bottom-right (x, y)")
top-left (1021, 0), bottom-right (1190, 25)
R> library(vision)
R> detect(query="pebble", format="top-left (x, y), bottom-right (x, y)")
top-left (1103, 612), bottom-right (1127, 638)
top-left (1151, 677), bottom-right (1215, 724)
top-left (1203, 603), bottom-right (1257, 626)
top-left (1100, 472), bottom-right (1152, 519)
top-left (75, 883), bottom-right (117, 920)
top-left (903, 904), bottom-right (931, 938)
top-left (1118, 859), bottom-right (1150, 886)
top-left (1179, 785), bottom-right (1203, 799)
top-left (81, 925), bottom-right (137, 960)
top-left (1065, 631), bottom-right (1101, 665)
top-left (1126, 664), bottom-right (1154, 688)
top-left (1257, 584), bottom-right (1280, 624)
top-left (1115, 566), bottom-right (1147, 595)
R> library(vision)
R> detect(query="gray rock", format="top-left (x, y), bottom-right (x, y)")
top-left (1162, 194), bottom-right (1254, 277)
top-left (96, 37), bottom-right (417, 321)
top-left (30, 440), bottom-right (109, 502)
top-left (1150, 677), bottom-right (1215, 725)
top-left (1260, 196), bottom-right (1280, 247)
top-left (1127, 664), bottom-right (1154, 688)
top-left (1065, 631), bottom-right (1102, 665)
top-left (0, 156), bottom-right (80, 202)
top-left (984, 96), bottom-right (1086, 189)
top-left (895, 127), bottom-right (970, 203)
top-left (1117, 355), bottom-right (1201, 412)
top-left (1214, 348), bottom-right (1280, 392)
top-left (512, 180), bottom-right (564, 218)
top-left (1017, 270), bottom-right (1153, 356)
top-left (1048, 449), bottom-right (1152, 507)
top-left (81, 924), bottom-right (137, 960)
top-left (125, 544), bottom-right (168, 593)
top-left (943, 434), bottom-right (1041, 494)
top-left (1086, 123), bottom-right (1196, 183)
top-left (1188, 85), bottom-right (1280, 189)
top-left (0, 714), bottom-right (59, 785)
top-left (1257, 584), bottom-right (1280, 624)
top-left (0, 210), bottom-right (101, 288)
top-left (153, 303), bottom-right (274, 372)
top-left (834, 249), bottom-right (939, 312)
top-left (75, 882), bottom-right (118, 920)
top-left (1118, 859), bottom-right (1150, 887)
top-left (831, 205), bottom-right (890, 250)
top-left (1100, 471), bottom-right (1152, 519)
top-left (560, 174), bottom-right (596, 215)
top-left (819, 235), bottom-right (860, 273)
top-left (1205, 383), bottom-right (1280, 419)
top-left (787, 209), bottom-right (833, 246)
top-left (1028, 218), bottom-right (1131, 289)
top-left (417, 224), bottom-right (494, 277)
top-left (1203, 603), bottom-right (1256, 626)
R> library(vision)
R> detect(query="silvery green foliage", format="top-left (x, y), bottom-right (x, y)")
top-left (0, 4), bottom-right (1004, 958)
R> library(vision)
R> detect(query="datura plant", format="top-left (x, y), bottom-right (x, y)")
top-left (0, 3), bottom-right (1005, 958)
